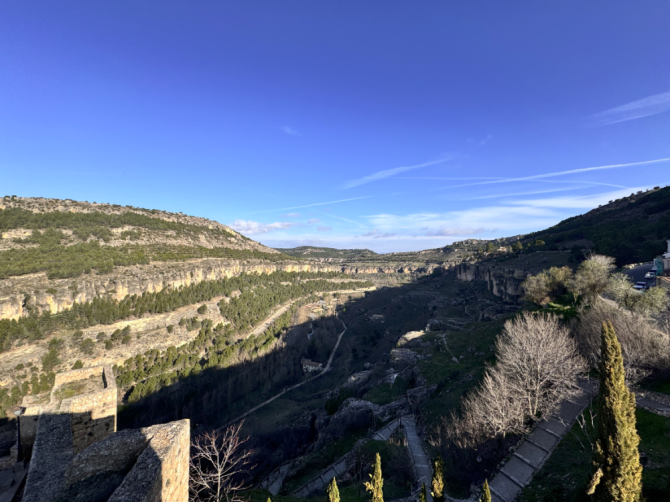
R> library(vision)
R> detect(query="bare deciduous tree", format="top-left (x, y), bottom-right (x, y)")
top-left (440, 312), bottom-right (585, 448)
top-left (572, 302), bottom-right (670, 383)
top-left (190, 422), bottom-right (253, 502)
top-left (461, 367), bottom-right (525, 439)
top-left (496, 312), bottom-right (587, 418)
top-left (569, 254), bottom-right (615, 305)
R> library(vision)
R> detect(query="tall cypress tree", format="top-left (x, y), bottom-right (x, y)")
top-left (419, 483), bottom-right (427, 502)
top-left (327, 477), bottom-right (340, 502)
top-left (364, 452), bottom-right (384, 502)
top-left (587, 321), bottom-right (643, 501)
top-left (431, 455), bottom-right (444, 502)
top-left (480, 479), bottom-right (491, 502)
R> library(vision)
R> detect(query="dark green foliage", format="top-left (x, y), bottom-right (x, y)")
top-left (105, 340), bottom-right (113, 350)
top-left (167, 325), bottom-right (174, 333)
top-left (325, 387), bottom-right (356, 415)
top-left (72, 360), bottom-right (84, 369)
top-left (524, 186), bottom-right (670, 266)
top-left (0, 206), bottom-right (297, 279)
top-left (48, 337), bottom-right (64, 351)
top-left (81, 337), bottom-right (95, 354)
top-left (197, 304), bottom-right (207, 314)
top-left (588, 321), bottom-right (643, 501)
top-left (420, 483), bottom-right (427, 502)
top-left (0, 271), bottom-right (363, 352)
top-left (41, 348), bottom-right (61, 372)
top-left (122, 335), bottom-right (131, 344)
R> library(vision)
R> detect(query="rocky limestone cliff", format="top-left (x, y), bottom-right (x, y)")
top-left (456, 261), bottom-right (529, 302)
top-left (0, 258), bottom-right (450, 320)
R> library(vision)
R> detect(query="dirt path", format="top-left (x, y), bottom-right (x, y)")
top-left (216, 314), bottom-right (348, 431)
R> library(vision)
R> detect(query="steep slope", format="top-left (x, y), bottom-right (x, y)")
top-left (274, 246), bottom-right (378, 261)
top-left (522, 186), bottom-right (670, 265)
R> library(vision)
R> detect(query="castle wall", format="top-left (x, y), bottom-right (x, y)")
top-left (108, 419), bottom-right (190, 502)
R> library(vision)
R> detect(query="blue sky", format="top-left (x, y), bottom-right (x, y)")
top-left (1, 1), bottom-right (669, 252)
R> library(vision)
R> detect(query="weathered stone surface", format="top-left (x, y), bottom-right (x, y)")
top-left (108, 419), bottom-right (190, 502)
top-left (456, 262), bottom-right (529, 302)
top-left (22, 412), bottom-right (74, 502)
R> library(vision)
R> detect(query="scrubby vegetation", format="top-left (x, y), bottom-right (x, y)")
top-left (0, 271), bottom-right (367, 351)
top-left (0, 241), bottom-right (293, 279)
top-left (523, 186), bottom-right (670, 266)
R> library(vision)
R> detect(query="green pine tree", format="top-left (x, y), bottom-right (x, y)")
top-left (419, 483), bottom-right (427, 502)
top-left (327, 477), bottom-right (340, 502)
top-left (431, 455), bottom-right (444, 502)
top-left (480, 479), bottom-right (491, 502)
top-left (587, 321), bottom-right (643, 501)
top-left (364, 452), bottom-right (384, 502)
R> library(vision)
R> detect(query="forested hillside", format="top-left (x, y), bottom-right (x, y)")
top-left (523, 186), bottom-right (670, 265)
top-left (0, 197), bottom-right (289, 279)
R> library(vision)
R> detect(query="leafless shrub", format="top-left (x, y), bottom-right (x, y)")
top-left (572, 302), bottom-right (670, 383)
top-left (496, 312), bottom-right (587, 418)
top-left (189, 421), bottom-right (253, 502)
top-left (460, 367), bottom-right (525, 439)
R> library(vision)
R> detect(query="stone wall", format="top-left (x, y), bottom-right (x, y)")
top-left (62, 366), bottom-right (117, 454)
top-left (20, 362), bottom-right (189, 501)
top-left (21, 365), bottom-right (117, 456)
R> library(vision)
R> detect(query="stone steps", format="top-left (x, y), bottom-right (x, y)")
top-left (488, 381), bottom-right (597, 502)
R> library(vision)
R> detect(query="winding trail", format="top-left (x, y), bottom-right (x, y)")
top-left (216, 314), bottom-right (348, 431)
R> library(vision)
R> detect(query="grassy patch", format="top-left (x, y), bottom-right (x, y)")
top-left (362, 378), bottom-right (411, 405)
top-left (520, 408), bottom-right (670, 502)
top-left (281, 434), bottom-right (364, 495)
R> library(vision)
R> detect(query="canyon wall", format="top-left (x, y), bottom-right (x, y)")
top-left (0, 258), bottom-right (449, 320)
top-left (455, 261), bottom-right (529, 302)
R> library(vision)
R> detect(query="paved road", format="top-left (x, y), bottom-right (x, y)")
top-left (625, 263), bottom-right (655, 286)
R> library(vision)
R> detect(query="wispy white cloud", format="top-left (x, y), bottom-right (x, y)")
top-left (229, 219), bottom-right (298, 235)
top-left (283, 212), bottom-right (301, 218)
top-left (424, 227), bottom-right (487, 236)
top-left (461, 186), bottom-right (593, 200)
top-left (282, 126), bottom-right (301, 136)
top-left (435, 157), bottom-right (670, 190)
top-left (246, 196), bottom-right (373, 215)
top-left (360, 229), bottom-right (397, 239)
top-left (317, 225), bottom-right (332, 232)
top-left (341, 155), bottom-right (455, 189)
top-left (588, 91), bottom-right (670, 127)
top-left (480, 134), bottom-right (493, 146)
top-left (506, 186), bottom-right (651, 209)
top-left (307, 218), bottom-right (320, 224)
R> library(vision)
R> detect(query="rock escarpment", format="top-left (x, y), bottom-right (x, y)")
top-left (456, 261), bottom-right (530, 302)
top-left (0, 259), bottom-right (450, 320)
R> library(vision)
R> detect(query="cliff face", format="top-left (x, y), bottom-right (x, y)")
top-left (0, 258), bottom-right (449, 320)
top-left (456, 262), bottom-right (529, 302)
